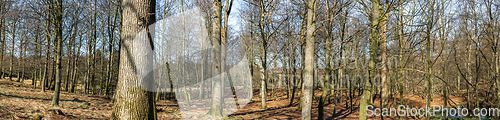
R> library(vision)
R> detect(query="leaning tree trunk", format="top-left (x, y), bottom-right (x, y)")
top-left (111, 0), bottom-right (157, 119)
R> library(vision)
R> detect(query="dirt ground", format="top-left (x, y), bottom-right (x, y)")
top-left (0, 78), bottom-right (466, 119)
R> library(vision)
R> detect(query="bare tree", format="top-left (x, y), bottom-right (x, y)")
top-left (207, 0), bottom-right (224, 116)
top-left (301, 0), bottom-right (316, 119)
top-left (50, 0), bottom-right (63, 106)
top-left (359, 0), bottom-right (380, 119)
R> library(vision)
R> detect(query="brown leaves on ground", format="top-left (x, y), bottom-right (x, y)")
top-left (0, 79), bottom-right (173, 120)
top-left (0, 79), bottom-right (112, 119)
top-left (0, 79), bottom-right (466, 120)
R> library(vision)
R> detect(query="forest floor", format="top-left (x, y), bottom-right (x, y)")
top-left (0, 78), bottom-right (467, 120)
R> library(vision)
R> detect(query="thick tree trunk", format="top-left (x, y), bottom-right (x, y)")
top-left (301, 0), bottom-right (315, 119)
top-left (207, 0), bottom-right (224, 117)
top-left (111, 0), bottom-right (156, 119)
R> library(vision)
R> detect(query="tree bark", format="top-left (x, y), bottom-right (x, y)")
top-left (359, 0), bottom-right (380, 119)
top-left (51, 0), bottom-right (63, 106)
top-left (9, 17), bottom-right (15, 81)
top-left (70, 23), bottom-right (84, 93)
top-left (319, 0), bottom-right (334, 119)
top-left (64, 48), bottom-right (72, 91)
top-left (380, 8), bottom-right (388, 108)
top-left (425, 2), bottom-right (435, 119)
top-left (301, 0), bottom-right (315, 119)
top-left (42, 18), bottom-right (51, 92)
top-left (111, 0), bottom-right (157, 119)
top-left (19, 30), bottom-right (25, 83)
top-left (257, 0), bottom-right (268, 110)
top-left (207, 0), bottom-right (224, 117)
top-left (0, 10), bottom-right (4, 79)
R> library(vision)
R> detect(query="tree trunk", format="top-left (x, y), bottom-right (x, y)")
top-left (64, 52), bottom-right (72, 91)
top-left (301, 0), bottom-right (315, 119)
top-left (289, 42), bottom-right (297, 107)
top-left (425, 2), bottom-right (435, 120)
top-left (380, 9), bottom-right (389, 108)
top-left (49, 61), bottom-right (56, 90)
top-left (85, 38), bottom-right (90, 94)
top-left (258, 0), bottom-right (268, 110)
top-left (0, 15), bottom-right (4, 79)
top-left (51, 0), bottom-right (63, 106)
top-left (100, 35), bottom-right (106, 95)
top-left (91, 2), bottom-right (97, 94)
top-left (105, 6), bottom-right (117, 96)
top-left (359, 0), bottom-right (380, 119)
top-left (207, 0), bottom-right (224, 117)
top-left (319, 1), bottom-right (334, 119)
top-left (71, 32), bottom-right (84, 93)
top-left (19, 31), bottom-right (25, 83)
top-left (397, 4), bottom-right (405, 110)
top-left (497, 43), bottom-right (500, 113)
top-left (111, 0), bottom-right (156, 119)
top-left (41, 10), bottom-right (52, 92)
top-left (9, 19), bottom-right (15, 81)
